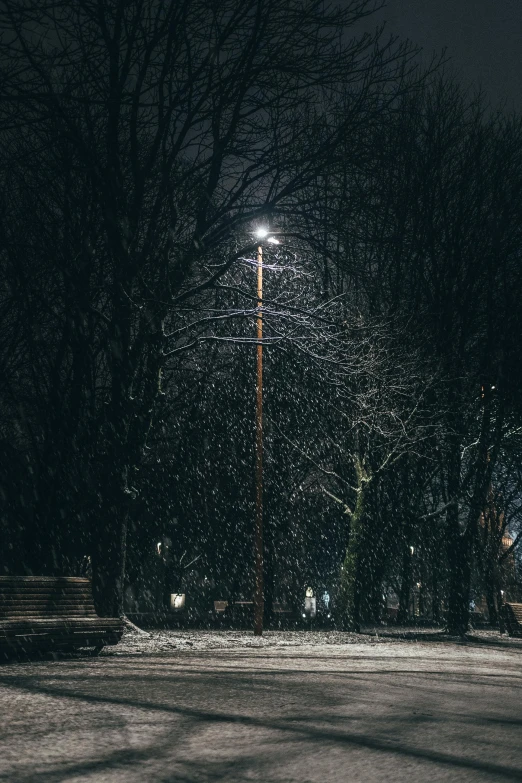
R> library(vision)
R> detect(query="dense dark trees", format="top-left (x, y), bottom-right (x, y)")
top-left (0, 0), bottom-right (419, 615)
top-left (309, 77), bottom-right (522, 632)
top-left (0, 2), bottom-right (521, 630)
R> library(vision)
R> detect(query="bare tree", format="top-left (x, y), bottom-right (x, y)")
top-left (0, 0), bottom-right (420, 614)
top-left (312, 75), bottom-right (522, 633)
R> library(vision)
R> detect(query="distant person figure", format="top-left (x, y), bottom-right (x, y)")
top-left (155, 536), bottom-right (172, 611)
top-left (158, 536), bottom-right (184, 612)
top-left (79, 555), bottom-right (92, 579)
top-left (322, 591), bottom-right (330, 609)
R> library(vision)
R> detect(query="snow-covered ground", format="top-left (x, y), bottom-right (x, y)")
top-left (106, 625), bottom-right (522, 656)
top-left (1, 629), bottom-right (521, 782)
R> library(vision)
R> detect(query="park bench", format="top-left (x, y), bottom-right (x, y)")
top-left (0, 576), bottom-right (123, 658)
top-left (501, 602), bottom-right (522, 637)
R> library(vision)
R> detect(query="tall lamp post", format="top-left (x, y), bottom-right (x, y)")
top-left (253, 227), bottom-right (279, 636)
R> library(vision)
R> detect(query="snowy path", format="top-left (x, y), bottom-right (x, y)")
top-left (1, 631), bottom-right (521, 782)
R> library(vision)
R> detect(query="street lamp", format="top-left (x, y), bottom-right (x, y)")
top-left (253, 228), bottom-right (265, 636)
top-left (252, 227), bottom-right (279, 636)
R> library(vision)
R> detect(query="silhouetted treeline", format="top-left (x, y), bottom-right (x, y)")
top-left (0, 1), bottom-right (520, 634)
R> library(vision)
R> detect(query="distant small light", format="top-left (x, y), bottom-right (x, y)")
top-left (255, 227), bottom-right (269, 239)
top-left (327, 613), bottom-right (331, 618)
top-left (409, 546), bottom-right (415, 555)
top-left (302, 613), bottom-right (306, 618)
top-left (170, 593), bottom-right (186, 611)
top-left (491, 385), bottom-right (496, 390)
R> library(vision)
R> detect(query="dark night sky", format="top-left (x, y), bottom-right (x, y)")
top-left (374, 0), bottom-right (522, 111)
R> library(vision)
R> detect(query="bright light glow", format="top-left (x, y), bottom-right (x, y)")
top-left (170, 593), bottom-right (186, 611)
top-left (255, 227), bottom-right (269, 239)
top-left (267, 236), bottom-right (280, 244)
top-left (302, 613), bottom-right (306, 618)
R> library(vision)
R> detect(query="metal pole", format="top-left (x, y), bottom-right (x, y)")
top-left (254, 243), bottom-right (264, 636)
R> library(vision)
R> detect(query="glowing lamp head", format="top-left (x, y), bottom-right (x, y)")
top-left (255, 227), bottom-right (269, 239)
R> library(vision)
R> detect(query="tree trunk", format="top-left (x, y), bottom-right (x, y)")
top-left (91, 472), bottom-right (129, 618)
top-left (367, 559), bottom-right (386, 624)
top-left (431, 569), bottom-right (441, 625)
top-left (497, 588), bottom-right (506, 633)
top-left (336, 460), bottom-right (368, 632)
top-left (485, 581), bottom-right (498, 627)
top-left (444, 432), bottom-right (471, 636)
top-left (397, 545), bottom-right (412, 624)
top-left (446, 527), bottom-right (472, 635)
top-left (90, 282), bottom-right (133, 618)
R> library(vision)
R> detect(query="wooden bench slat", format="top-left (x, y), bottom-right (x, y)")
top-left (0, 628), bottom-right (121, 638)
top-left (5, 632), bottom-right (122, 640)
top-left (0, 634), bottom-right (122, 652)
top-left (0, 595), bottom-right (95, 600)
top-left (0, 589), bottom-right (93, 594)
top-left (0, 602), bottom-right (93, 609)
top-left (0, 604), bottom-right (96, 620)
top-left (0, 587), bottom-right (93, 594)
top-left (0, 595), bottom-right (93, 600)
top-left (2, 613), bottom-right (94, 618)
top-left (0, 635), bottom-right (121, 644)
top-left (0, 617), bottom-right (122, 628)
top-left (1, 612), bottom-right (98, 619)
top-left (0, 574), bottom-right (91, 584)
top-left (0, 579), bottom-right (91, 584)
top-left (0, 639), bottom-right (121, 649)
top-left (0, 595), bottom-right (93, 608)
top-left (1, 600), bottom-right (96, 612)
top-left (0, 631), bottom-right (114, 638)
top-left (0, 591), bottom-right (92, 595)
top-left (0, 608), bottom-right (96, 614)
top-left (0, 640), bottom-right (120, 649)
